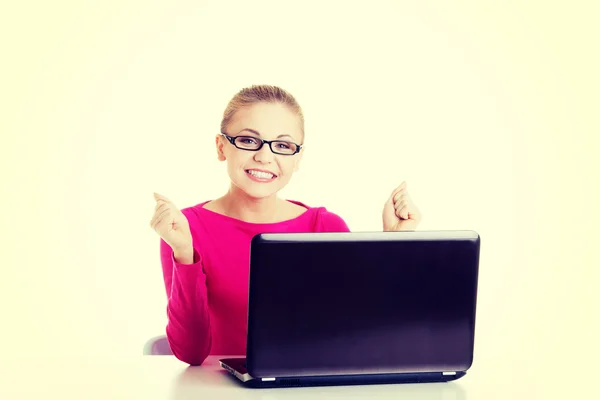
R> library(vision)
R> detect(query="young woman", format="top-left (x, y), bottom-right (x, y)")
top-left (150, 85), bottom-right (422, 365)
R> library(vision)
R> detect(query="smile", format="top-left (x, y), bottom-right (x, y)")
top-left (245, 169), bottom-right (277, 182)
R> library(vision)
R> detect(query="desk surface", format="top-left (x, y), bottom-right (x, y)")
top-left (0, 354), bottom-right (572, 400)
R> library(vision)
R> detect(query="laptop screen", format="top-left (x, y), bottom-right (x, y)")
top-left (246, 231), bottom-right (480, 377)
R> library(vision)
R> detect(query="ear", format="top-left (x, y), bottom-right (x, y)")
top-left (216, 135), bottom-right (226, 161)
top-left (293, 148), bottom-right (304, 172)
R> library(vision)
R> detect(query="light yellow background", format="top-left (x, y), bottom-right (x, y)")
top-left (2, 0), bottom-right (598, 396)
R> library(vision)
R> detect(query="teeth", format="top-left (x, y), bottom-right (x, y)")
top-left (248, 170), bottom-right (274, 179)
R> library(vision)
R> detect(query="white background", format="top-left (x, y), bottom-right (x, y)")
top-left (2, 0), bottom-right (598, 393)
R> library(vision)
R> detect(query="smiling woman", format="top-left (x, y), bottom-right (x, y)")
top-left (149, 84), bottom-right (422, 366)
top-left (214, 99), bottom-right (305, 209)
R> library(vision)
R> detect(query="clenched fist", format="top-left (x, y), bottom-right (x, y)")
top-left (382, 181), bottom-right (422, 231)
top-left (150, 192), bottom-right (193, 254)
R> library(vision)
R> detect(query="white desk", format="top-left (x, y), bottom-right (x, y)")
top-left (0, 355), bottom-right (558, 399)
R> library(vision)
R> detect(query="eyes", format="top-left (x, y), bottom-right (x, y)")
top-left (235, 136), bottom-right (298, 155)
top-left (239, 137), bottom-right (259, 145)
top-left (240, 137), bottom-right (290, 148)
top-left (277, 142), bottom-right (292, 150)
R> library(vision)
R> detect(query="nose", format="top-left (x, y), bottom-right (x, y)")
top-left (253, 143), bottom-right (275, 163)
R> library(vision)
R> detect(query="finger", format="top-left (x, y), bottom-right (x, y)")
top-left (155, 200), bottom-right (168, 212)
top-left (395, 204), bottom-right (409, 220)
top-left (395, 192), bottom-right (410, 207)
top-left (387, 181), bottom-right (406, 204)
top-left (394, 199), bottom-right (412, 219)
top-left (395, 205), bottom-right (405, 220)
top-left (393, 190), bottom-right (407, 204)
top-left (151, 214), bottom-right (167, 231)
top-left (150, 212), bottom-right (160, 229)
top-left (151, 212), bottom-right (170, 231)
top-left (386, 188), bottom-right (397, 206)
top-left (400, 205), bottom-right (409, 219)
top-left (392, 181), bottom-right (407, 198)
top-left (150, 207), bottom-right (172, 229)
top-left (394, 197), bottom-right (406, 212)
top-left (153, 192), bottom-right (172, 203)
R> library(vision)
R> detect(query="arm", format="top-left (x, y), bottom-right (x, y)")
top-left (160, 239), bottom-right (212, 365)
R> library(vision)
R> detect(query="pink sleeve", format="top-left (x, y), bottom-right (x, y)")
top-left (160, 239), bottom-right (212, 365)
top-left (317, 209), bottom-right (351, 232)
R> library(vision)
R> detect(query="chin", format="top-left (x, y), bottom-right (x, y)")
top-left (242, 185), bottom-right (281, 199)
top-left (231, 179), bottom-right (281, 199)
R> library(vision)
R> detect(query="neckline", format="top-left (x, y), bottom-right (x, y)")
top-left (195, 199), bottom-right (316, 227)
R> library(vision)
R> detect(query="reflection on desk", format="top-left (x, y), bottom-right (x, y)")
top-left (0, 355), bottom-right (471, 400)
top-left (174, 358), bottom-right (467, 400)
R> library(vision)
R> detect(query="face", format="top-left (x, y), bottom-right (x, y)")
top-left (216, 102), bottom-right (304, 199)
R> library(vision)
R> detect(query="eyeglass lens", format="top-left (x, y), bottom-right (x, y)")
top-left (234, 136), bottom-right (297, 155)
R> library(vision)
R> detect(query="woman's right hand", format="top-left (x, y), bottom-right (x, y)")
top-left (150, 192), bottom-right (193, 253)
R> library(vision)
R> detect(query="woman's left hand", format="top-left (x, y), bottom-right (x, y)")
top-left (382, 181), bottom-right (422, 231)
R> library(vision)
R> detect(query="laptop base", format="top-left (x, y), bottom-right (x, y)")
top-left (219, 358), bottom-right (466, 389)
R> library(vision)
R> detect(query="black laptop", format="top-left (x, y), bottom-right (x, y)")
top-left (220, 230), bottom-right (480, 388)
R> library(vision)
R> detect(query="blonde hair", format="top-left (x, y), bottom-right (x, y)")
top-left (220, 84), bottom-right (305, 140)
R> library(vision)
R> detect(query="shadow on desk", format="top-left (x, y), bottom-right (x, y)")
top-left (169, 363), bottom-right (468, 400)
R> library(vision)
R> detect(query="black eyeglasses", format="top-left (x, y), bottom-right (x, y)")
top-left (220, 133), bottom-right (303, 155)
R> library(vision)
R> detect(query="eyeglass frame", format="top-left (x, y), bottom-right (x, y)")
top-left (220, 132), bottom-right (303, 155)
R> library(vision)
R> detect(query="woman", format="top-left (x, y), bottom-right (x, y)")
top-left (150, 84), bottom-right (422, 365)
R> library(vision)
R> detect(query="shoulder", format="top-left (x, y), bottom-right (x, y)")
top-left (289, 200), bottom-right (350, 232)
top-left (178, 201), bottom-right (216, 234)
top-left (315, 207), bottom-right (351, 232)
top-left (180, 201), bottom-right (209, 220)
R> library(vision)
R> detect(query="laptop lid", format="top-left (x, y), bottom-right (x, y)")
top-left (245, 230), bottom-right (480, 379)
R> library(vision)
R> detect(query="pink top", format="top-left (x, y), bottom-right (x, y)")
top-left (160, 200), bottom-right (351, 365)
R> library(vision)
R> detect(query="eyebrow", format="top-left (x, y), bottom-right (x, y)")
top-left (239, 128), bottom-right (295, 141)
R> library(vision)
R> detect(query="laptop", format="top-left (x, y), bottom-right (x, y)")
top-left (220, 230), bottom-right (480, 388)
